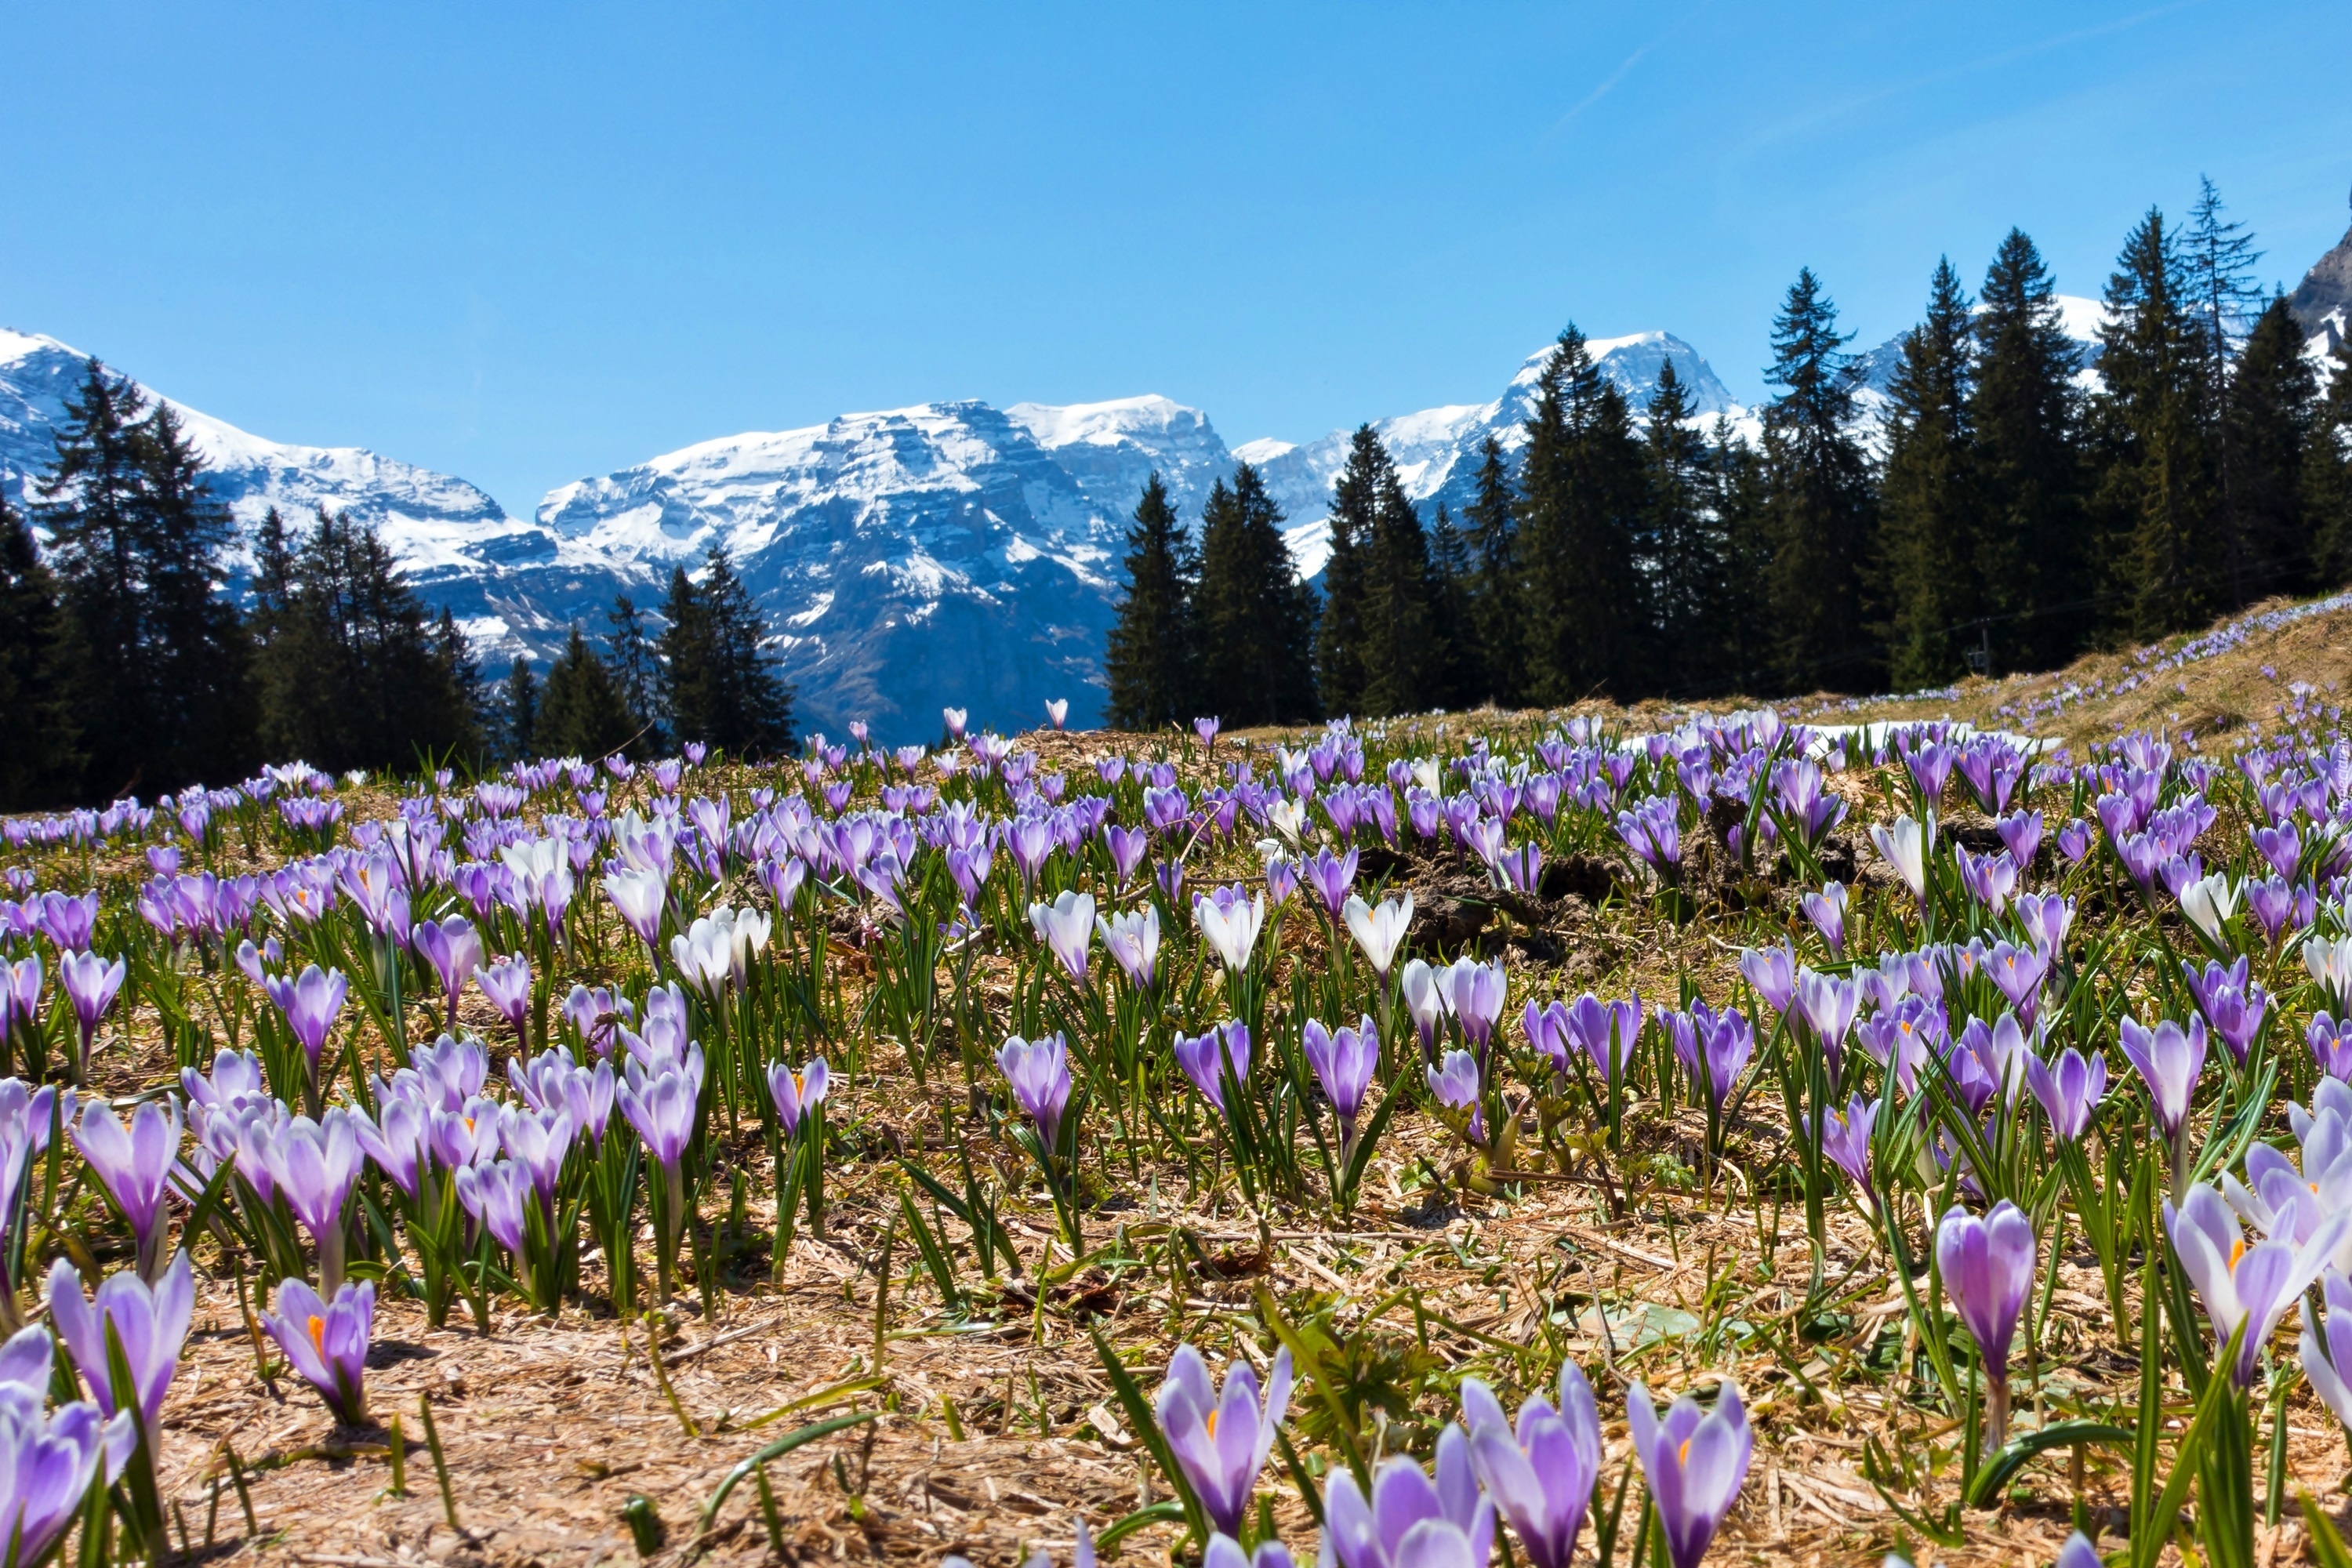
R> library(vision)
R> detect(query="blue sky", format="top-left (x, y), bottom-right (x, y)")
top-left (3, 2), bottom-right (2348, 517)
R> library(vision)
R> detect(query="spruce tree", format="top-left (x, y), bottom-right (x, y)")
top-left (1517, 328), bottom-right (1648, 701)
top-left (1359, 462), bottom-right (1443, 717)
top-left (506, 655), bottom-right (539, 760)
top-left (1460, 437), bottom-right (1523, 706)
top-left (1972, 229), bottom-right (2089, 671)
top-left (1103, 472), bottom-right (1199, 730)
top-left (2223, 295), bottom-right (2320, 600)
top-left (36, 364), bottom-right (260, 793)
top-left (662, 546), bottom-right (793, 757)
top-left (1314, 428), bottom-right (1384, 717)
top-left (2091, 207), bottom-right (2220, 638)
top-left (1704, 418), bottom-right (1775, 697)
top-left (434, 606), bottom-right (489, 761)
top-left (1760, 270), bottom-right (1877, 692)
top-left (605, 593), bottom-right (664, 753)
top-left (1426, 503), bottom-right (1483, 710)
top-left (1878, 258), bottom-right (1980, 689)
top-left (537, 624), bottom-right (638, 758)
top-left (0, 492), bottom-right (83, 808)
top-left (1642, 361), bottom-right (1726, 697)
top-left (2183, 178), bottom-right (2268, 608)
top-left (255, 507), bottom-right (474, 771)
top-left (1196, 463), bottom-right (1318, 725)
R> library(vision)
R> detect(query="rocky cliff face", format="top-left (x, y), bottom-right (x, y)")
top-left (2290, 220), bottom-right (2352, 358)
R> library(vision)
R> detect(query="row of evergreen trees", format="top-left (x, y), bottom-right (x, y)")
top-left (502, 553), bottom-right (794, 767)
top-left (0, 365), bottom-right (793, 809)
top-left (1105, 183), bottom-right (2352, 728)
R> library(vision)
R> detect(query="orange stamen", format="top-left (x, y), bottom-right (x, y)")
top-left (1205, 1410), bottom-right (1221, 1438)
top-left (307, 1314), bottom-right (326, 1356)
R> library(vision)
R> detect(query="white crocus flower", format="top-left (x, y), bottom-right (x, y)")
top-left (1342, 892), bottom-right (1414, 978)
top-left (1868, 815), bottom-right (1933, 902)
top-left (2179, 872), bottom-right (2240, 945)
top-left (1194, 891), bottom-right (1266, 975)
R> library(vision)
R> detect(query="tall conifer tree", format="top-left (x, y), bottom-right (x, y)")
top-left (505, 655), bottom-right (539, 760)
top-left (1972, 230), bottom-right (2089, 670)
top-left (2092, 207), bottom-right (2220, 638)
top-left (1315, 428), bottom-right (1385, 717)
top-left (538, 624), bottom-right (638, 758)
top-left (253, 508), bottom-right (474, 771)
top-left (661, 546), bottom-right (794, 757)
top-left (0, 492), bottom-right (83, 808)
top-left (1518, 328), bottom-right (1647, 700)
top-left (1760, 270), bottom-right (1877, 692)
top-left (1642, 362), bottom-right (1725, 697)
top-left (1460, 437), bottom-right (1523, 706)
top-left (1877, 259), bottom-right (1980, 688)
top-left (34, 363), bottom-right (254, 791)
top-left (1196, 463), bottom-right (1318, 725)
top-left (1704, 418), bottom-right (1774, 696)
top-left (1104, 472), bottom-right (1199, 730)
top-left (1359, 461), bottom-right (1443, 717)
top-left (605, 594), bottom-right (664, 753)
top-left (1427, 503), bottom-right (1483, 710)
top-left (2224, 295), bottom-right (2321, 600)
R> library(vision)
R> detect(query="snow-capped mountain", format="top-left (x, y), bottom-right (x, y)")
top-left (534, 401), bottom-right (1142, 740)
top-left (0, 327), bottom-right (594, 659)
top-left (2291, 221), bottom-right (2352, 362)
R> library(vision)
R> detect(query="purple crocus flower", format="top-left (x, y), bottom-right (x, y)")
top-left (2122, 1014), bottom-right (2208, 1190)
top-left (454, 1158), bottom-right (532, 1258)
top-left (1936, 1201), bottom-right (2036, 1443)
top-left (1627, 1379), bottom-right (1752, 1568)
top-left (765, 1058), bottom-right (829, 1136)
top-left (1820, 1095), bottom-right (1878, 1210)
top-left (1526, 1000), bottom-right (1573, 1076)
top-left (1798, 882), bottom-right (1847, 958)
top-left (2166, 1182), bottom-right (2347, 1387)
top-left (410, 916), bottom-right (481, 1024)
top-left (1302, 848), bottom-right (1359, 919)
top-left (2313, 1015), bottom-right (2352, 1082)
top-left (477, 956), bottom-right (532, 1042)
top-left (1321, 1425), bottom-right (1494, 1568)
top-left (1302, 1017), bottom-right (1378, 1143)
top-left (1738, 944), bottom-right (1797, 1016)
top-left (71, 1098), bottom-right (182, 1281)
top-left (1152, 1344), bottom-right (1294, 1537)
top-left (56, 950), bottom-right (125, 1081)
top-left (1460, 1362), bottom-right (1601, 1568)
top-left (47, 1250), bottom-right (193, 1450)
top-left (2024, 1047), bottom-right (2108, 1142)
top-left (266, 1109), bottom-right (368, 1294)
top-left (1194, 717), bottom-right (1221, 746)
top-left (2183, 957), bottom-right (2268, 1067)
top-left (996, 1033), bottom-right (1073, 1148)
top-left (261, 1277), bottom-right (374, 1425)
top-left (265, 964), bottom-right (349, 1076)
top-left (1102, 824), bottom-right (1150, 887)
top-left (1565, 993), bottom-right (1642, 1085)
top-left (617, 1065), bottom-right (699, 1171)
top-left (2299, 1269), bottom-right (2352, 1432)
top-left (1435, 957), bottom-right (1508, 1053)
top-left (1795, 969), bottom-right (1860, 1087)
top-left (0, 1329), bottom-right (131, 1566)
top-left (1698, 1005), bottom-right (1755, 1109)
top-left (1428, 1050), bottom-right (1485, 1147)
top-left (1176, 1022), bottom-right (1253, 1112)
